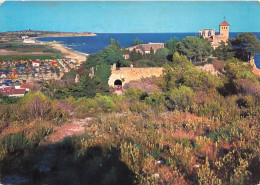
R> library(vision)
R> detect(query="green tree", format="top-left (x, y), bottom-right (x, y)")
top-left (110, 38), bottom-right (116, 47)
top-left (133, 38), bottom-right (143, 46)
top-left (150, 47), bottom-right (154, 55)
top-left (55, 67), bottom-right (60, 77)
top-left (84, 46), bottom-right (127, 68)
top-left (178, 36), bottom-right (213, 63)
top-left (159, 52), bottom-right (219, 92)
top-left (78, 70), bottom-right (110, 98)
top-left (219, 58), bottom-right (258, 95)
top-left (166, 86), bottom-right (195, 111)
top-left (165, 37), bottom-right (179, 54)
top-left (154, 48), bottom-right (169, 62)
top-left (50, 67), bottom-right (55, 74)
top-left (129, 49), bottom-right (144, 63)
top-left (95, 64), bottom-right (111, 84)
top-left (116, 40), bottom-right (121, 49)
top-left (231, 33), bottom-right (260, 62)
top-left (148, 47), bottom-right (155, 61)
top-left (213, 41), bottom-right (235, 61)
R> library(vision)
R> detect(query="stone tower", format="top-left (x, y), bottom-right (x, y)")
top-left (219, 20), bottom-right (229, 42)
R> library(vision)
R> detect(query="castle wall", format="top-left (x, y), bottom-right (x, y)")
top-left (108, 67), bottom-right (163, 88)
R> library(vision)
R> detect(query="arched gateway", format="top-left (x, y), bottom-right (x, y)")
top-left (108, 64), bottom-right (163, 91)
top-left (114, 79), bottom-right (122, 90)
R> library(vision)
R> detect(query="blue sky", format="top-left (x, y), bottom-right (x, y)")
top-left (0, 1), bottom-right (259, 33)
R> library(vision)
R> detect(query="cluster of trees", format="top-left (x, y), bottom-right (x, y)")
top-left (214, 33), bottom-right (260, 62)
top-left (41, 67), bottom-right (110, 99)
top-left (128, 47), bottom-right (171, 67)
top-left (79, 39), bottom-right (131, 90)
top-left (129, 33), bottom-right (260, 68)
top-left (133, 38), bottom-right (143, 46)
top-left (110, 38), bottom-right (121, 50)
top-left (177, 36), bottom-right (212, 63)
top-left (128, 36), bottom-right (213, 67)
top-left (130, 36), bottom-right (211, 67)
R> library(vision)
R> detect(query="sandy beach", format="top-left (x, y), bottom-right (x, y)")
top-left (51, 44), bottom-right (87, 63)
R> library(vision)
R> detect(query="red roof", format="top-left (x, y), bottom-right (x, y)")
top-left (0, 88), bottom-right (26, 96)
top-left (1, 86), bottom-right (14, 91)
top-left (20, 83), bottom-right (35, 90)
top-left (219, 20), bottom-right (229, 26)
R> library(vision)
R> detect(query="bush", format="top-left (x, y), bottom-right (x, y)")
top-left (144, 91), bottom-right (165, 107)
top-left (0, 100), bottom-right (10, 128)
top-left (135, 60), bottom-right (156, 67)
top-left (166, 86), bottom-right (194, 111)
top-left (11, 91), bottom-right (68, 123)
top-left (16, 91), bottom-right (52, 121)
top-left (73, 97), bottom-right (98, 118)
top-left (94, 94), bottom-right (115, 112)
top-left (125, 88), bottom-right (148, 100)
top-left (129, 101), bottom-right (151, 113)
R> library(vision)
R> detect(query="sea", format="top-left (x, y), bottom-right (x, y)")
top-left (37, 32), bottom-right (260, 69)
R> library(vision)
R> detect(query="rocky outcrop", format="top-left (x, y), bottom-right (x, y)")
top-left (250, 57), bottom-right (260, 76)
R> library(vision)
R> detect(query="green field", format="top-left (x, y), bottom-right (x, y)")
top-left (0, 43), bottom-right (63, 61)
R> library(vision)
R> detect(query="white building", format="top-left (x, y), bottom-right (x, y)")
top-left (23, 39), bottom-right (36, 44)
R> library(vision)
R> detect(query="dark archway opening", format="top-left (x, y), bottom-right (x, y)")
top-left (208, 30), bottom-right (211, 37)
top-left (114, 80), bottom-right (122, 90)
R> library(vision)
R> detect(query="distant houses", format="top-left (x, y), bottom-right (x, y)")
top-left (22, 35), bottom-right (36, 44)
top-left (32, 60), bottom-right (40, 67)
top-left (126, 43), bottom-right (164, 55)
top-left (23, 39), bottom-right (36, 44)
top-left (0, 83), bottom-right (35, 97)
top-left (123, 42), bottom-right (165, 60)
top-left (0, 87), bottom-right (26, 98)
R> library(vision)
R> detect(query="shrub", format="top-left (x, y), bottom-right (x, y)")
top-left (135, 60), bottom-right (156, 67)
top-left (73, 97), bottom-right (98, 118)
top-left (16, 91), bottom-right (52, 122)
top-left (129, 101), bottom-right (151, 114)
top-left (166, 86), bottom-right (194, 111)
top-left (0, 100), bottom-right (10, 128)
top-left (144, 91), bottom-right (165, 107)
top-left (125, 88), bottom-right (148, 100)
top-left (94, 94), bottom-right (115, 112)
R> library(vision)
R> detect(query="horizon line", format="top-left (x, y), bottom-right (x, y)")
top-left (2, 0), bottom-right (260, 1)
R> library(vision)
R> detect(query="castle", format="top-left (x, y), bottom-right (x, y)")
top-left (199, 20), bottom-right (230, 49)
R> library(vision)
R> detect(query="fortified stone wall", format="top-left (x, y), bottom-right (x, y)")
top-left (108, 66), bottom-right (163, 88)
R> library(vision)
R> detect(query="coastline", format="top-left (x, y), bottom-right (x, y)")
top-left (33, 33), bottom-right (96, 42)
top-left (250, 57), bottom-right (260, 76)
top-left (50, 43), bottom-right (87, 63)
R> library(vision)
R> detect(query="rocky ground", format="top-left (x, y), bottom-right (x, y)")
top-left (45, 118), bottom-right (92, 144)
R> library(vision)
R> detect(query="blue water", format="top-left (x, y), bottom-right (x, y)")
top-left (37, 32), bottom-right (260, 69)
top-left (0, 1), bottom-right (260, 33)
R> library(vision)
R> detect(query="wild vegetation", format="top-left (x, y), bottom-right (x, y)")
top-left (0, 33), bottom-right (260, 184)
